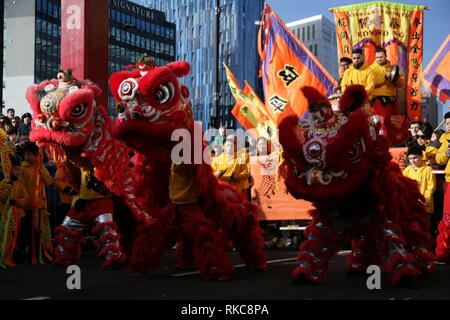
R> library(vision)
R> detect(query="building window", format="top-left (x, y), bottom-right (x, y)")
top-left (312, 24), bottom-right (315, 39)
top-left (302, 27), bottom-right (305, 41)
top-left (323, 24), bottom-right (331, 41)
top-left (314, 44), bottom-right (318, 56)
top-left (307, 25), bottom-right (310, 41)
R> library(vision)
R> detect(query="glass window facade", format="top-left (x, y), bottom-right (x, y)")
top-left (35, 0), bottom-right (61, 84)
top-left (33, 0), bottom-right (175, 117)
top-left (133, 0), bottom-right (264, 130)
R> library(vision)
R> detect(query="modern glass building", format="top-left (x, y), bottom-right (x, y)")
top-left (286, 15), bottom-right (339, 81)
top-left (134, 0), bottom-right (264, 130)
top-left (35, 0), bottom-right (61, 85)
top-left (108, 0), bottom-right (176, 114)
top-left (3, 0), bottom-right (175, 116)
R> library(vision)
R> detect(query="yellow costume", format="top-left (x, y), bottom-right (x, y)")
top-left (0, 178), bottom-right (29, 266)
top-left (423, 145), bottom-right (438, 166)
top-left (54, 166), bottom-right (75, 205)
top-left (211, 150), bottom-right (250, 192)
top-left (18, 160), bottom-right (53, 264)
top-left (370, 61), bottom-right (405, 97)
top-left (435, 132), bottom-right (450, 182)
top-left (169, 163), bottom-right (199, 205)
top-left (403, 164), bottom-right (436, 213)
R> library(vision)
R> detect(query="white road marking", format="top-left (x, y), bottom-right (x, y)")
top-left (172, 257), bottom-right (297, 277)
top-left (172, 250), bottom-right (352, 277)
top-left (23, 296), bottom-right (51, 300)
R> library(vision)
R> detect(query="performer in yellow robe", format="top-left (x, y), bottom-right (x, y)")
top-left (211, 137), bottom-right (250, 196)
top-left (0, 156), bottom-right (29, 267)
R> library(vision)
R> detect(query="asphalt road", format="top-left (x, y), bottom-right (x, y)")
top-left (1, 248), bottom-right (449, 301)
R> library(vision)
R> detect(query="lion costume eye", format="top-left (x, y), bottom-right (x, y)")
top-left (71, 104), bottom-right (87, 118)
top-left (155, 83), bottom-right (174, 104)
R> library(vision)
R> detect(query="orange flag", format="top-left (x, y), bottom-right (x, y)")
top-left (225, 63), bottom-right (277, 140)
top-left (258, 4), bottom-right (337, 125)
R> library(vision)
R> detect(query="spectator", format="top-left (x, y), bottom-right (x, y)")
top-left (434, 111), bottom-right (450, 263)
top-left (6, 108), bottom-right (15, 120)
top-left (0, 116), bottom-right (8, 129)
top-left (11, 116), bottom-right (21, 135)
top-left (16, 142), bottom-right (53, 264)
top-left (432, 129), bottom-right (445, 145)
top-left (2, 118), bottom-right (18, 145)
top-left (403, 145), bottom-right (436, 215)
top-left (334, 57), bottom-right (352, 93)
top-left (403, 145), bottom-right (438, 241)
top-left (212, 126), bottom-right (227, 148)
top-left (17, 113), bottom-right (32, 145)
top-left (211, 135), bottom-right (250, 197)
top-left (414, 122), bottom-right (438, 166)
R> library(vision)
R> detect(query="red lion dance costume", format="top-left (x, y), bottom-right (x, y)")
top-left (26, 70), bottom-right (153, 268)
top-left (109, 57), bottom-right (266, 280)
top-left (278, 85), bottom-right (435, 285)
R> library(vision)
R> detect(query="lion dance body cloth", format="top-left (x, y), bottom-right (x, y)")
top-left (278, 85), bottom-right (435, 285)
top-left (109, 58), bottom-right (267, 280)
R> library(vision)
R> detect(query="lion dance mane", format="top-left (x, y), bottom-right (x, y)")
top-left (109, 59), bottom-right (266, 280)
top-left (278, 85), bottom-right (435, 285)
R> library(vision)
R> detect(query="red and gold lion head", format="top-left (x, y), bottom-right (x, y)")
top-left (279, 85), bottom-right (390, 201)
top-left (26, 70), bottom-right (106, 151)
top-left (109, 60), bottom-right (193, 155)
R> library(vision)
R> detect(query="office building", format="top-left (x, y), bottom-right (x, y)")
top-left (3, 0), bottom-right (175, 116)
top-left (286, 15), bottom-right (339, 81)
top-left (134, 0), bottom-right (265, 130)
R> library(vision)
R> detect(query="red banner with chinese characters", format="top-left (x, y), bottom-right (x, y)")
top-left (331, 2), bottom-right (427, 120)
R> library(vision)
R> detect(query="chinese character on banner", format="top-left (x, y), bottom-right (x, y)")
top-left (258, 4), bottom-right (337, 125)
top-left (277, 65), bottom-right (300, 87)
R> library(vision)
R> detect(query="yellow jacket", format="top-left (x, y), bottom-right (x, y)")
top-left (402, 164), bottom-right (436, 213)
top-left (0, 178), bottom-right (29, 223)
top-left (19, 161), bottom-right (53, 210)
top-left (54, 167), bottom-right (75, 205)
top-left (341, 63), bottom-right (376, 98)
top-left (370, 61), bottom-right (405, 97)
top-left (211, 151), bottom-right (250, 192)
top-left (78, 167), bottom-right (110, 201)
top-left (169, 163), bottom-right (199, 205)
top-left (435, 132), bottom-right (450, 182)
top-left (423, 145), bottom-right (438, 165)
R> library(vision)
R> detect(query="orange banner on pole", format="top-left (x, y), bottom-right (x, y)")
top-left (225, 63), bottom-right (277, 140)
top-left (258, 4), bottom-right (337, 126)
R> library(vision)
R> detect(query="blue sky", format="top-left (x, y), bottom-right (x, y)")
top-left (266, 0), bottom-right (450, 68)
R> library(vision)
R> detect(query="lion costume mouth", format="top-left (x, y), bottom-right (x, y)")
top-left (292, 166), bottom-right (347, 186)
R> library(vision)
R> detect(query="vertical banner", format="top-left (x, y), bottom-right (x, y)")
top-left (330, 2), bottom-right (427, 120)
top-left (258, 4), bottom-right (337, 125)
top-left (335, 11), bottom-right (352, 77)
top-left (423, 34), bottom-right (450, 104)
top-left (407, 10), bottom-right (423, 120)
